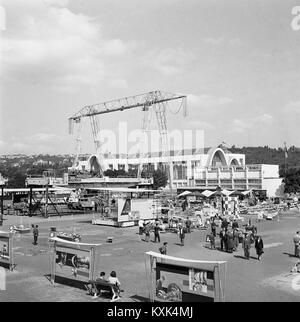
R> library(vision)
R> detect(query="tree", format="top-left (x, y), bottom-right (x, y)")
top-left (152, 169), bottom-right (168, 190)
top-left (283, 168), bottom-right (300, 194)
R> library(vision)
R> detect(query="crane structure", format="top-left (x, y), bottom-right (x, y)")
top-left (68, 90), bottom-right (187, 188)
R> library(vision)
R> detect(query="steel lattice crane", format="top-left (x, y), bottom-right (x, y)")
top-left (68, 90), bottom-right (187, 188)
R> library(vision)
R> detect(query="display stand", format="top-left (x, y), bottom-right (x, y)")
top-left (0, 231), bottom-right (15, 271)
top-left (49, 237), bottom-right (102, 285)
top-left (145, 251), bottom-right (226, 302)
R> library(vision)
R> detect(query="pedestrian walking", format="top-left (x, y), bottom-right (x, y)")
top-left (211, 219), bottom-right (217, 237)
top-left (138, 219), bottom-right (144, 240)
top-left (159, 242), bottom-right (168, 255)
top-left (226, 229), bottom-right (234, 253)
top-left (255, 235), bottom-right (264, 260)
top-left (154, 223), bottom-right (161, 243)
top-left (33, 225), bottom-right (39, 245)
top-left (293, 231), bottom-right (300, 258)
top-left (210, 234), bottom-right (216, 249)
top-left (219, 227), bottom-right (226, 251)
top-left (144, 223), bottom-right (150, 242)
top-left (178, 225), bottom-right (186, 246)
top-left (233, 228), bottom-right (239, 251)
top-left (243, 233), bottom-right (252, 260)
top-left (186, 217), bottom-right (192, 233)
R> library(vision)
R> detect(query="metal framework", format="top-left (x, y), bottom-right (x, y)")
top-left (68, 90), bottom-right (187, 188)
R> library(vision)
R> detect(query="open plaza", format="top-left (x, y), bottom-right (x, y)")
top-left (1, 207), bottom-right (300, 302)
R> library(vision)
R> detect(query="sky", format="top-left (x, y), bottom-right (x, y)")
top-left (0, 0), bottom-right (300, 155)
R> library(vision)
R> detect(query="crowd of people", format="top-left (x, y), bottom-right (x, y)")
top-left (207, 216), bottom-right (264, 260)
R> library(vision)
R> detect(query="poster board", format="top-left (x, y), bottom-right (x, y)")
top-left (0, 231), bottom-right (15, 271)
top-left (49, 237), bottom-right (102, 285)
top-left (145, 251), bottom-right (226, 302)
top-left (117, 198), bottom-right (156, 223)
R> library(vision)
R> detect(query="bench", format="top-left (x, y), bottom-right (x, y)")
top-left (85, 279), bottom-right (121, 302)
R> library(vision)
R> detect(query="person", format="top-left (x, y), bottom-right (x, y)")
top-left (221, 217), bottom-right (228, 232)
top-left (178, 225), bottom-right (186, 246)
top-left (107, 271), bottom-right (121, 302)
top-left (293, 231), bottom-right (300, 258)
top-left (186, 217), bottom-right (192, 233)
top-left (243, 232), bottom-right (252, 260)
top-left (92, 272), bottom-right (107, 298)
top-left (226, 229), bottom-right (234, 253)
top-left (138, 219), bottom-right (144, 239)
top-left (33, 225), bottom-right (39, 245)
top-left (219, 227), bottom-right (226, 251)
top-left (233, 228), bottom-right (239, 251)
top-left (210, 234), bottom-right (216, 250)
top-left (144, 222), bottom-right (150, 242)
top-left (232, 220), bottom-right (239, 230)
top-left (211, 219), bottom-right (217, 237)
top-left (159, 242), bottom-right (168, 255)
top-left (153, 223), bottom-right (161, 243)
top-left (156, 276), bottom-right (166, 297)
top-left (255, 236), bottom-right (264, 260)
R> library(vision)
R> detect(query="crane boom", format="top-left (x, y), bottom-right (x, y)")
top-left (69, 90), bottom-right (186, 123)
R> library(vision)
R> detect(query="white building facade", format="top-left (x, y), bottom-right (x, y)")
top-left (73, 147), bottom-right (284, 197)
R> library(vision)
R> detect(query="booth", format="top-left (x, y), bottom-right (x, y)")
top-left (0, 231), bottom-right (15, 271)
top-left (49, 237), bottom-right (102, 285)
top-left (145, 252), bottom-right (226, 302)
top-left (91, 188), bottom-right (159, 227)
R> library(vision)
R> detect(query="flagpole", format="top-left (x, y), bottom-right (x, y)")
top-left (284, 142), bottom-right (287, 178)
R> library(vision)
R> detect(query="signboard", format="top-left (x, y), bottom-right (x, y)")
top-left (0, 231), bottom-right (15, 271)
top-left (145, 252), bottom-right (226, 302)
top-left (26, 177), bottom-right (48, 186)
top-left (49, 237), bottom-right (102, 285)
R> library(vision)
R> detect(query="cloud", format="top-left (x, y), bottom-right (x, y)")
top-left (147, 48), bottom-right (194, 76)
top-left (203, 37), bottom-right (224, 45)
top-left (1, 0), bottom-right (130, 92)
top-left (29, 132), bottom-right (63, 142)
top-left (187, 93), bottom-right (234, 108)
top-left (230, 119), bottom-right (252, 134)
top-left (285, 101), bottom-right (300, 114)
top-left (229, 113), bottom-right (274, 134)
top-left (189, 120), bottom-right (215, 130)
top-left (203, 37), bottom-right (243, 47)
top-left (43, 0), bottom-right (69, 8)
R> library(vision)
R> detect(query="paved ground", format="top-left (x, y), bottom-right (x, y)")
top-left (1, 211), bottom-right (300, 302)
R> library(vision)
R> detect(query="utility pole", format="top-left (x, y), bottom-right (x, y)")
top-left (0, 175), bottom-right (6, 226)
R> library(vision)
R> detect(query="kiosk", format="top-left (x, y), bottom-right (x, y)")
top-left (49, 237), bottom-right (102, 285)
top-left (145, 251), bottom-right (226, 302)
top-left (0, 231), bottom-right (15, 271)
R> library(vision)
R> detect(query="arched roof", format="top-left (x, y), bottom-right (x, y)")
top-left (206, 147), bottom-right (228, 167)
top-left (87, 154), bottom-right (102, 175)
top-left (229, 157), bottom-right (240, 166)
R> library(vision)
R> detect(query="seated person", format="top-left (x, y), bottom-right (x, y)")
top-left (92, 272), bottom-right (107, 298)
top-left (107, 271), bottom-right (121, 301)
top-left (156, 276), bottom-right (166, 298)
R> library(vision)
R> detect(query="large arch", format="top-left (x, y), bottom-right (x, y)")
top-left (206, 147), bottom-right (228, 167)
top-left (87, 154), bottom-right (102, 175)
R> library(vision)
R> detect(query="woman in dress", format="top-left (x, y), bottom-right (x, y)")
top-left (254, 235), bottom-right (264, 260)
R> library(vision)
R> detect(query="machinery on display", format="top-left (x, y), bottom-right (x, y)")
top-left (145, 251), bottom-right (226, 302)
top-left (0, 231), bottom-right (15, 271)
top-left (68, 90), bottom-right (187, 189)
top-left (49, 237), bottom-right (102, 284)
